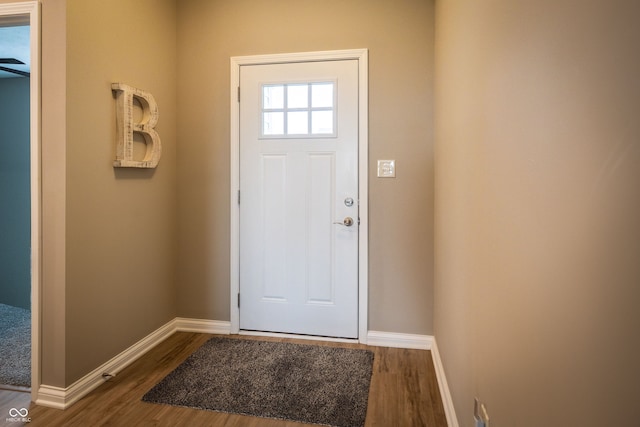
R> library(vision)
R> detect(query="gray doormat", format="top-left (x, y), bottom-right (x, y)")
top-left (142, 337), bottom-right (374, 427)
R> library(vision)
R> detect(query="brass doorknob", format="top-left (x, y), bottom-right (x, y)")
top-left (334, 217), bottom-right (354, 227)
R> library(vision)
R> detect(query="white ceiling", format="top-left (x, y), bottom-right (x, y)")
top-left (0, 25), bottom-right (30, 79)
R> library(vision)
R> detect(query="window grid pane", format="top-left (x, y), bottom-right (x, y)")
top-left (263, 112), bottom-right (284, 135)
top-left (261, 82), bottom-right (335, 138)
top-left (312, 83), bottom-right (334, 108)
top-left (263, 85), bottom-right (284, 109)
top-left (287, 111), bottom-right (309, 135)
top-left (312, 110), bottom-right (334, 134)
top-left (287, 84), bottom-right (309, 109)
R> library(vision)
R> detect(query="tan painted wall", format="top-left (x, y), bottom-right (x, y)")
top-left (434, 1), bottom-right (640, 425)
top-left (62, 0), bottom-right (178, 385)
top-left (1, 0), bottom-right (70, 388)
top-left (176, 0), bottom-right (435, 334)
top-left (8, 0), bottom-right (434, 388)
top-left (41, 0), bottom-right (67, 388)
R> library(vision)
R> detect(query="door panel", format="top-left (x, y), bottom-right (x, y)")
top-left (261, 154), bottom-right (287, 300)
top-left (239, 60), bottom-right (359, 338)
top-left (306, 153), bottom-right (335, 304)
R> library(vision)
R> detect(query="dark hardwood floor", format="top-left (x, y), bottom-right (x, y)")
top-left (0, 332), bottom-right (447, 426)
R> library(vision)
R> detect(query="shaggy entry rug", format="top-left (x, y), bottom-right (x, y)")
top-left (0, 303), bottom-right (31, 387)
top-left (143, 337), bottom-right (374, 427)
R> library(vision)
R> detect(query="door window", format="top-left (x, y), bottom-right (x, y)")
top-left (261, 82), bottom-right (336, 138)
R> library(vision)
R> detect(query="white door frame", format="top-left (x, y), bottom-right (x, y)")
top-left (230, 49), bottom-right (369, 343)
top-left (0, 1), bottom-right (41, 400)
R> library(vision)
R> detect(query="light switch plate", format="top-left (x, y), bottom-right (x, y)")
top-left (377, 160), bottom-right (396, 178)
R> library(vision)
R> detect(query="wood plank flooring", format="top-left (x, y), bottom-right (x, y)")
top-left (0, 332), bottom-right (447, 426)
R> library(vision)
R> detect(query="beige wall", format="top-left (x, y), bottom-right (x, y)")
top-left (63, 0), bottom-right (178, 384)
top-left (11, 0), bottom-right (435, 389)
top-left (1, 0), bottom-right (70, 388)
top-left (43, 0), bottom-right (178, 385)
top-left (41, 0), bottom-right (67, 388)
top-left (176, 0), bottom-right (435, 334)
top-left (435, 1), bottom-right (640, 425)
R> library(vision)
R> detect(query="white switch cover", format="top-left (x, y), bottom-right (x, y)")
top-left (377, 160), bottom-right (396, 178)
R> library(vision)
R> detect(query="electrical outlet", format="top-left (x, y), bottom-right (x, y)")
top-left (474, 398), bottom-right (490, 427)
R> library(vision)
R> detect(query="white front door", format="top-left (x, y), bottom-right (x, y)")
top-left (239, 60), bottom-right (359, 338)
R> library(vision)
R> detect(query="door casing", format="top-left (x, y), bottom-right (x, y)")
top-left (230, 49), bottom-right (369, 342)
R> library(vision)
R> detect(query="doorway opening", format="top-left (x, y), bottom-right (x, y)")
top-left (0, 1), bottom-right (41, 401)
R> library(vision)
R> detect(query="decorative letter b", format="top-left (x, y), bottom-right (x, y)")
top-left (112, 83), bottom-right (162, 168)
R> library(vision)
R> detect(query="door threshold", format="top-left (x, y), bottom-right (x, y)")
top-left (239, 329), bottom-right (359, 344)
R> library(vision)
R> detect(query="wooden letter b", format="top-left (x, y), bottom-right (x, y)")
top-left (112, 83), bottom-right (162, 168)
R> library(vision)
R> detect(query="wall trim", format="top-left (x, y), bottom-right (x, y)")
top-left (174, 317), bottom-right (231, 334)
top-left (431, 338), bottom-right (459, 427)
top-left (366, 330), bottom-right (433, 350)
top-left (36, 319), bottom-right (177, 409)
top-left (34, 385), bottom-right (66, 410)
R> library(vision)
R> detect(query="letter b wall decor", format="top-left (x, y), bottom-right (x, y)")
top-left (112, 83), bottom-right (162, 168)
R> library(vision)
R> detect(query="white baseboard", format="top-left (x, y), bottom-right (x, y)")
top-left (35, 317), bottom-right (233, 409)
top-left (431, 338), bottom-right (458, 427)
top-left (35, 385), bottom-right (67, 410)
top-left (174, 317), bottom-right (231, 334)
top-left (366, 330), bottom-right (433, 350)
top-left (36, 319), bottom-right (177, 409)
